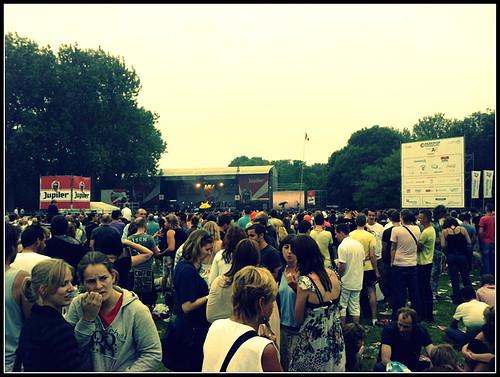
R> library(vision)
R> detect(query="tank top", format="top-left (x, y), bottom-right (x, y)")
top-left (445, 228), bottom-right (468, 255)
top-left (5, 268), bottom-right (23, 372)
top-left (202, 318), bottom-right (274, 372)
top-left (278, 270), bottom-right (299, 329)
top-left (305, 275), bottom-right (341, 309)
top-left (173, 227), bottom-right (188, 253)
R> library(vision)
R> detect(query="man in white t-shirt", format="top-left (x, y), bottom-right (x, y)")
top-left (445, 286), bottom-right (489, 347)
top-left (121, 202), bottom-right (132, 222)
top-left (336, 223), bottom-right (366, 326)
top-left (11, 224), bottom-right (50, 273)
top-left (390, 209), bottom-right (422, 320)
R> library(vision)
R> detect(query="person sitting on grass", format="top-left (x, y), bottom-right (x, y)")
top-left (424, 343), bottom-right (463, 371)
top-left (373, 307), bottom-right (434, 372)
top-left (476, 274), bottom-right (495, 307)
top-left (462, 306), bottom-right (495, 372)
top-left (343, 322), bottom-right (366, 372)
top-left (444, 285), bottom-right (489, 347)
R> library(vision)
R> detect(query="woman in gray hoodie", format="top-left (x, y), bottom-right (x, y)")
top-left (66, 252), bottom-right (162, 372)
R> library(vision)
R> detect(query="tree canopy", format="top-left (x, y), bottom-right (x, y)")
top-left (5, 33), bottom-right (166, 210)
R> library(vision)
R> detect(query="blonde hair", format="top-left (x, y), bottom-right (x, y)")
top-left (203, 220), bottom-right (221, 241)
top-left (166, 213), bottom-right (179, 228)
top-left (231, 266), bottom-right (277, 322)
top-left (270, 217), bottom-right (288, 244)
top-left (22, 259), bottom-right (73, 303)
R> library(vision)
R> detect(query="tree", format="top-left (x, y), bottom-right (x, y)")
top-left (448, 110), bottom-right (495, 171)
top-left (326, 126), bottom-right (406, 208)
top-left (5, 33), bottom-right (58, 210)
top-left (354, 149), bottom-right (401, 209)
top-left (229, 156), bottom-right (271, 167)
top-left (5, 33), bottom-right (166, 210)
top-left (411, 113), bottom-right (456, 141)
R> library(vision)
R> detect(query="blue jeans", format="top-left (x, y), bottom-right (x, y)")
top-left (430, 247), bottom-right (443, 297)
top-left (390, 265), bottom-right (422, 320)
top-left (444, 327), bottom-right (471, 347)
top-left (480, 242), bottom-right (495, 276)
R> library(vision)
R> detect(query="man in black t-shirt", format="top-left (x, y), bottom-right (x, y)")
top-left (90, 214), bottom-right (123, 255)
top-left (103, 239), bottom-right (154, 290)
top-left (374, 307), bottom-right (433, 372)
top-left (380, 210), bottom-right (401, 303)
top-left (246, 223), bottom-right (282, 280)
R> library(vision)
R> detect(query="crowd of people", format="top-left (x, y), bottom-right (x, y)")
top-left (4, 200), bottom-right (496, 372)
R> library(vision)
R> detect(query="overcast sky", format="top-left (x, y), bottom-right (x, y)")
top-left (4, 4), bottom-right (496, 169)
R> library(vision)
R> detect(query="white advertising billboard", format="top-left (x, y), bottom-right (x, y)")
top-left (401, 136), bottom-right (464, 208)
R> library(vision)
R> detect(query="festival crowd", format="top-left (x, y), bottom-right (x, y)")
top-left (4, 201), bottom-right (496, 372)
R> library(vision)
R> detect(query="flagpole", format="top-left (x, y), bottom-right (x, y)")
top-left (300, 132), bottom-right (306, 209)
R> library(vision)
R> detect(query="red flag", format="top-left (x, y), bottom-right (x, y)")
top-left (305, 133), bottom-right (309, 141)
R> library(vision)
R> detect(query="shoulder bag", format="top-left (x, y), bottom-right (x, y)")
top-left (401, 225), bottom-right (418, 249)
top-left (220, 330), bottom-right (258, 372)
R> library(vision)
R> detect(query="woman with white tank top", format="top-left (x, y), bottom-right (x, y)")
top-left (202, 266), bottom-right (282, 372)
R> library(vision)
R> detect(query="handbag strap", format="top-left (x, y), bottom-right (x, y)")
top-left (402, 225), bottom-right (418, 247)
top-left (220, 330), bottom-right (258, 372)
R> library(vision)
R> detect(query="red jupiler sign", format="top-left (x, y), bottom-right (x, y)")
top-left (40, 175), bottom-right (91, 210)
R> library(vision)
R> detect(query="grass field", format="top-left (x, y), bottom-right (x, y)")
top-left (151, 260), bottom-right (481, 372)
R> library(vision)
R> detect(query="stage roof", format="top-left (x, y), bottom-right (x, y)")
top-left (160, 165), bottom-right (275, 177)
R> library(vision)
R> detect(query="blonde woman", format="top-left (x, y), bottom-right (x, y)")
top-left (270, 217), bottom-right (288, 245)
top-left (14, 259), bottom-right (84, 371)
top-left (202, 266), bottom-right (282, 372)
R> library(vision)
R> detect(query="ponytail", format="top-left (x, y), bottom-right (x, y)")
top-left (21, 277), bottom-right (38, 304)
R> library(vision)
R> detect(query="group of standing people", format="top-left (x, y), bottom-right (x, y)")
top-left (4, 201), bottom-right (495, 372)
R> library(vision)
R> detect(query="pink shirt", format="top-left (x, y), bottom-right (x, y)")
top-left (479, 215), bottom-right (495, 243)
top-left (390, 225), bottom-right (421, 267)
top-left (476, 284), bottom-right (495, 307)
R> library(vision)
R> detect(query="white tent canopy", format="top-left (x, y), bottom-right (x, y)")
top-left (90, 201), bottom-right (120, 214)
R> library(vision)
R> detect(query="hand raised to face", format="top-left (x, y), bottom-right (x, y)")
top-left (81, 291), bottom-right (103, 322)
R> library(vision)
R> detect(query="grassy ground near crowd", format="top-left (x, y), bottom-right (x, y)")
top-left (151, 259), bottom-right (481, 372)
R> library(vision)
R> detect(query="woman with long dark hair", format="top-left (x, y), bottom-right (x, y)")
top-left (441, 216), bottom-right (472, 304)
top-left (206, 238), bottom-right (260, 322)
top-left (289, 235), bottom-right (345, 372)
top-left (276, 234), bottom-right (299, 371)
top-left (208, 225), bottom-right (247, 286)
